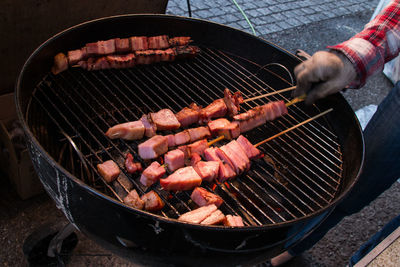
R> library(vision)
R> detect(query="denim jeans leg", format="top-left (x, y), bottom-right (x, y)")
top-left (287, 81), bottom-right (400, 256)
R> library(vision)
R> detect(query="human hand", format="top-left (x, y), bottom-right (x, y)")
top-left (293, 50), bottom-right (357, 104)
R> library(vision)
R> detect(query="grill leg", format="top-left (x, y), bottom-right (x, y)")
top-left (23, 223), bottom-right (78, 266)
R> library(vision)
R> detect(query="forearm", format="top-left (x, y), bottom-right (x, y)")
top-left (328, 0), bottom-right (400, 87)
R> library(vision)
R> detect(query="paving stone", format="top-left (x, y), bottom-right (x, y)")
top-left (257, 7), bottom-right (272, 15)
top-left (271, 13), bottom-right (286, 21)
top-left (276, 20), bottom-right (293, 30)
top-left (241, 2), bottom-right (258, 10)
top-left (166, 0), bottom-right (379, 34)
top-left (195, 9), bottom-right (215, 19)
top-left (246, 8), bottom-right (263, 18)
top-left (302, 7), bottom-right (316, 15)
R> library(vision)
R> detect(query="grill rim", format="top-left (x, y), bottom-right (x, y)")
top-left (16, 14), bottom-right (365, 232)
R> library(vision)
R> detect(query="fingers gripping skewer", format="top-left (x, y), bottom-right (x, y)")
top-left (254, 108), bottom-right (333, 148)
top-left (285, 93), bottom-right (306, 107)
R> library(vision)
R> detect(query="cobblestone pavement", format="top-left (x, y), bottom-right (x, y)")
top-left (167, 0), bottom-right (379, 36)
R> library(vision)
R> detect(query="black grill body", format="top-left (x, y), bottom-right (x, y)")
top-left (16, 15), bottom-right (364, 263)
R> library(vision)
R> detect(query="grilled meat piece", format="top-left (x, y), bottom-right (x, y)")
top-left (220, 144), bottom-right (247, 174)
top-left (123, 189), bottom-right (144, 210)
top-left (135, 50), bottom-right (154, 65)
top-left (193, 161), bottom-right (220, 182)
top-left (130, 36), bottom-right (149, 51)
top-left (174, 130), bottom-right (191, 146)
top-left (233, 101), bottom-right (288, 133)
top-left (160, 166), bottom-right (202, 191)
top-left (178, 145), bottom-right (189, 158)
top-left (125, 153), bottom-right (143, 174)
top-left (169, 36), bottom-right (192, 46)
top-left (223, 89), bottom-right (243, 116)
top-left (160, 48), bottom-right (176, 62)
top-left (174, 45), bottom-right (201, 59)
top-left (204, 147), bottom-right (236, 182)
top-left (236, 135), bottom-right (261, 159)
top-left (141, 115), bottom-right (157, 138)
top-left (166, 134), bottom-right (176, 147)
top-left (175, 103), bottom-right (201, 127)
top-left (232, 108), bottom-right (267, 133)
top-left (262, 100), bottom-right (288, 120)
top-left (141, 191), bottom-right (165, 211)
top-left (225, 140), bottom-right (251, 171)
top-left (173, 126), bottom-right (210, 147)
top-left (207, 118), bottom-right (230, 135)
top-left (218, 163), bottom-right (236, 182)
top-left (224, 215), bottom-right (244, 227)
top-left (199, 99), bottom-right (227, 124)
top-left (187, 126), bottom-right (211, 142)
top-left (67, 48), bottom-right (87, 65)
top-left (164, 149), bottom-right (185, 172)
top-left (207, 118), bottom-right (240, 139)
top-left (140, 161), bottom-right (166, 187)
top-left (77, 56), bottom-right (110, 71)
top-left (178, 204), bottom-right (218, 224)
top-left (97, 160), bottom-right (120, 183)
top-left (191, 187), bottom-right (224, 207)
top-left (187, 139), bottom-right (209, 156)
top-left (105, 120), bottom-right (145, 140)
top-left (150, 109), bottom-right (181, 131)
top-left (106, 53), bottom-right (136, 68)
top-left (51, 53), bottom-right (69, 75)
top-left (86, 39), bottom-right (116, 56)
top-left (214, 147), bottom-right (235, 171)
top-left (148, 35), bottom-right (170, 50)
top-left (200, 210), bottom-right (225, 225)
top-left (115, 38), bottom-right (131, 53)
top-left (138, 135), bottom-right (168, 160)
top-left (190, 152), bottom-right (202, 166)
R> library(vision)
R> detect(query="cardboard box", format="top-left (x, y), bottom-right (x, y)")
top-left (0, 93), bottom-right (43, 199)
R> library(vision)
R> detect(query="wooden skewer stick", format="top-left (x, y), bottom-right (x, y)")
top-left (208, 135), bottom-right (225, 146)
top-left (285, 93), bottom-right (306, 107)
top-left (254, 108), bottom-right (333, 148)
top-left (243, 85), bottom-right (296, 103)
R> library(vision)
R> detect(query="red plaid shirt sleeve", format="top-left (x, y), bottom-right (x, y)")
top-left (328, 0), bottom-right (400, 87)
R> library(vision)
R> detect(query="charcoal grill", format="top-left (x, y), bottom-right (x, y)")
top-left (16, 15), bottom-right (364, 265)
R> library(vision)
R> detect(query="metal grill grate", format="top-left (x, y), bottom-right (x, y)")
top-left (27, 46), bottom-right (343, 226)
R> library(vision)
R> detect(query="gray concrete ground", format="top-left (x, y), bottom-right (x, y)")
top-left (2, 0), bottom-right (400, 266)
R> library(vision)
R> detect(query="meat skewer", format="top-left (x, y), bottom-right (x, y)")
top-left (138, 136), bottom-right (224, 187)
top-left (52, 35), bottom-right (194, 74)
top-left (114, 109), bottom-right (334, 218)
top-left (180, 108), bottom-right (334, 185)
top-left (135, 94), bottom-right (304, 161)
top-left (105, 87), bottom-right (298, 143)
